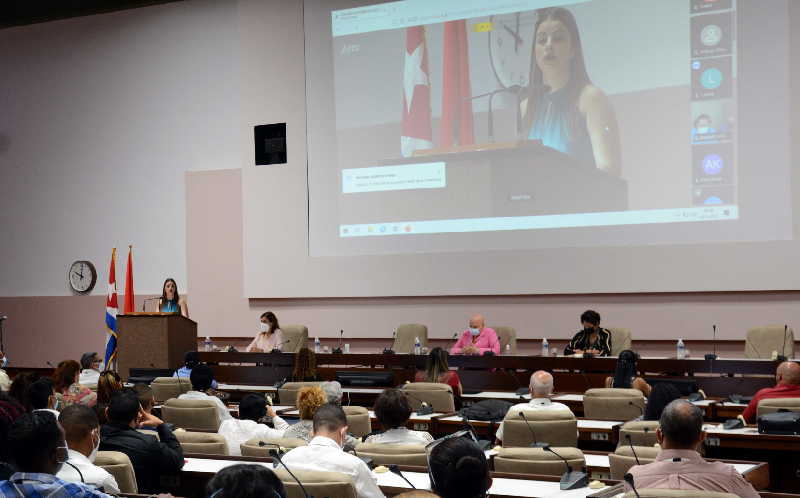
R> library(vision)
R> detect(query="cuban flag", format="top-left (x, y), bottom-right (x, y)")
top-left (401, 25), bottom-right (434, 157)
top-left (103, 248), bottom-right (119, 370)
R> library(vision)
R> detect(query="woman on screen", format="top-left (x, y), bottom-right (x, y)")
top-left (521, 7), bottom-right (621, 176)
top-left (158, 277), bottom-right (188, 317)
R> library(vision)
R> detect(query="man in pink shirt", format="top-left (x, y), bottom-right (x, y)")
top-left (625, 400), bottom-right (759, 498)
top-left (742, 361), bottom-right (800, 423)
top-left (450, 314), bottom-right (500, 356)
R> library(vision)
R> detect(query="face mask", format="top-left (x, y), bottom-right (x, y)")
top-left (260, 322), bottom-right (269, 333)
top-left (469, 327), bottom-right (481, 336)
top-left (88, 430), bottom-right (100, 463)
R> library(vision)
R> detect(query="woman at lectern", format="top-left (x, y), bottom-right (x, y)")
top-left (245, 311), bottom-right (284, 353)
top-left (158, 277), bottom-right (188, 317)
top-left (564, 309), bottom-right (611, 357)
top-left (521, 7), bottom-right (621, 176)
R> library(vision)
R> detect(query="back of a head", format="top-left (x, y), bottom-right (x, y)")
top-left (8, 411), bottom-right (62, 472)
top-left (28, 378), bottom-right (55, 410)
top-left (778, 361), bottom-right (800, 385)
top-left (80, 352), bottom-right (98, 370)
top-left (190, 363), bottom-right (215, 391)
top-left (312, 403), bottom-right (347, 435)
top-left (530, 370), bottom-right (553, 396)
top-left (612, 350), bottom-right (638, 389)
top-left (297, 386), bottom-right (326, 420)
top-left (107, 388), bottom-right (141, 425)
top-left (53, 360), bottom-right (81, 392)
top-left (426, 348), bottom-right (449, 381)
top-left (133, 383), bottom-right (155, 410)
top-left (374, 388), bottom-right (412, 429)
top-left (206, 463), bottom-right (286, 498)
top-left (644, 383), bottom-right (682, 421)
top-left (239, 394), bottom-right (267, 422)
top-left (58, 404), bottom-right (98, 445)
top-left (0, 393), bottom-right (25, 462)
top-left (659, 399), bottom-right (704, 448)
top-left (9, 372), bottom-right (40, 410)
top-left (97, 370), bottom-right (123, 404)
top-left (429, 436), bottom-right (491, 498)
top-left (184, 351), bottom-right (200, 369)
top-left (320, 381), bottom-right (343, 405)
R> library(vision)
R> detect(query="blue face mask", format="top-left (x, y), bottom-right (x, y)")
top-left (469, 327), bottom-right (481, 336)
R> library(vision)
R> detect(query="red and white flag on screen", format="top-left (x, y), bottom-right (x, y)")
top-left (401, 25), bottom-right (433, 157)
top-left (440, 20), bottom-right (474, 148)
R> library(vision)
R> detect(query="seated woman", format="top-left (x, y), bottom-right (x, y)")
top-left (53, 360), bottom-right (97, 408)
top-left (604, 350), bottom-right (651, 396)
top-left (428, 436), bottom-right (492, 498)
top-left (643, 383), bottom-right (682, 421)
top-left (218, 394), bottom-right (290, 456)
top-left (414, 347), bottom-right (462, 397)
top-left (95, 370), bottom-right (123, 424)
top-left (564, 310), bottom-right (611, 357)
top-left (291, 348), bottom-right (322, 382)
top-left (246, 311), bottom-right (284, 353)
top-left (364, 389), bottom-right (433, 444)
top-left (283, 386), bottom-right (326, 442)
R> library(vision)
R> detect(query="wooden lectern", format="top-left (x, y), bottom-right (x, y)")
top-left (116, 312), bottom-right (198, 380)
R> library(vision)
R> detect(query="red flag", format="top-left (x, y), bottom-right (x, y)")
top-left (440, 20), bottom-right (474, 148)
top-left (123, 246), bottom-right (134, 314)
top-left (401, 25), bottom-right (434, 157)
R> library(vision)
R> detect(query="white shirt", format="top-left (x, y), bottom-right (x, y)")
top-left (281, 436), bottom-right (385, 498)
top-left (178, 391), bottom-right (233, 422)
top-left (364, 427), bottom-right (433, 445)
top-left (0, 369), bottom-right (10, 391)
top-left (218, 417), bottom-right (290, 456)
top-left (56, 449), bottom-right (120, 494)
top-left (495, 397), bottom-right (572, 440)
top-left (79, 369), bottom-right (101, 387)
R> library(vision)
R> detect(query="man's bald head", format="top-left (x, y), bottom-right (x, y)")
top-left (529, 370), bottom-right (554, 397)
top-left (469, 315), bottom-right (485, 329)
top-left (776, 361), bottom-right (800, 386)
top-left (658, 399), bottom-right (704, 449)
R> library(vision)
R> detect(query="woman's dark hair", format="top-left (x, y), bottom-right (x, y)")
top-left (424, 347), bottom-right (450, 383)
top-left (97, 370), bottom-right (123, 404)
top-left (160, 278), bottom-right (180, 306)
top-left (292, 348), bottom-right (317, 381)
top-left (429, 437), bottom-right (491, 498)
top-left (189, 364), bottom-right (215, 392)
top-left (53, 360), bottom-right (81, 393)
top-left (374, 389), bottom-right (412, 429)
top-left (239, 394), bottom-right (267, 422)
top-left (184, 351), bottom-right (200, 369)
top-left (612, 350), bottom-right (638, 389)
top-left (106, 388), bottom-right (141, 425)
top-left (205, 464), bottom-right (286, 498)
top-left (522, 7), bottom-right (593, 137)
top-left (580, 309), bottom-right (601, 326)
top-left (9, 372), bottom-right (41, 411)
top-left (644, 383), bottom-right (683, 421)
top-left (260, 311), bottom-right (280, 335)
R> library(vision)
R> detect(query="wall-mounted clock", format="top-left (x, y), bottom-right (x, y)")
top-left (488, 11), bottom-right (538, 89)
top-left (68, 260), bottom-right (97, 294)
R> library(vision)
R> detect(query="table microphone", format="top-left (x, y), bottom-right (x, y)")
top-left (500, 368), bottom-right (528, 398)
top-left (271, 339), bottom-right (292, 354)
top-left (267, 447), bottom-right (312, 498)
top-left (517, 411), bottom-right (547, 448)
top-left (332, 330), bottom-right (344, 354)
top-left (624, 473), bottom-right (641, 498)
top-left (624, 434), bottom-right (641, 465)
top-left (777, 324), bottom-right (789, 362)
top-left (457, 410), bottom-right (491, 450)
top-left (388, 464), bottom-right (416, 489)
top-left (382, 330), bottom-right (396, 355)
top-left (542, 444), bottom-right (589, 490)
top-left (705, 324), bottom-right (718, 361)
top-left (403, 391), bottom-right (434, 416)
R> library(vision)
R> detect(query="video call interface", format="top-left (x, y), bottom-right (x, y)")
top-left (304, 0), bottom-right (791, 257)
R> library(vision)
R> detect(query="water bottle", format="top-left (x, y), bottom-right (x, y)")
top-left (314, 337), bottom-right (321, 353)
top-left (504, 344), bottom-right (511, 355)
top-left (542, 338), bottom-right (549, 357)
top-left (677, 338), bottom-right (686, 359)
top-left (203, 337), bottom-right (213, 352)
top-left (414, 337), bottom-right (421, 355)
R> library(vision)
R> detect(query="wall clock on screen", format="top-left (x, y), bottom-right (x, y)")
top-left (488, 11), bottom-right (537, 89)
top-left (68, 260), bottom-right (97, 294)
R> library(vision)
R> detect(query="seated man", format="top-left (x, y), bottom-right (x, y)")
top-left (364, 389), bottom-right (432, 444)
top-left (450, 314), bottom-right (500, 356)
top-left (0, 411), bottom-right (112, 497)
top-left (173, 351), bottom-right (218, 389)
top-left (281, 404), bottom-right (385, 498)
top-left (218, 394), bottom-right (289, 456)
top-left (78, 353), bottom-right (102, 387)
top-left (99, 388), bottom-right (184, 494)
top-left (742, 361), bottom-right (800, 423)
top-left (56, 405), bottom-right (120, 494)
top-left (28, 378), bottom-right (60, 417)
top-left (177, 364), bottom-right (232, 422)
top-left (625, 399), bottom-right (758, 498)
top-left (495, 370), bottom-right (571, 443)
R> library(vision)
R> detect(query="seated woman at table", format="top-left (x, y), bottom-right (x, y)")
top-left (604, 350), bottom-right (651, 396)
top-left (643, 382), bottom-right (682, 421)
top-left (290, 347), bottom-right (322, 382)
top-left (245, 311), bottom-right (284, 353)
top-left (564, 309), bottom-right (611, 356)
top-left (415, 348), bottom-right (462, 397)
top-left (364, 388), bottom-right (433, 444)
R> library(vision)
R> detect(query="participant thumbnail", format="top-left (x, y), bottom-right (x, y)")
top-left (692, 57), bottom-right (733, 100)
top-left (691, 100), bottom-right (735, 144)
top-left (691, 0), bottom-right (733, 14)
top-left (691, 11), bottom-right (733, 58)
top-left (692, 186), bottom-right (735, 206)
top-left (692, 143), bottom-right (734, 186)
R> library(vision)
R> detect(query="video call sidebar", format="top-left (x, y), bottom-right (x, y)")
top-left (690, 0), bottom-right (736, 207)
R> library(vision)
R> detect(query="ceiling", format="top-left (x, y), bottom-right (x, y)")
top-left (0, 0), bottom-right (185, 29)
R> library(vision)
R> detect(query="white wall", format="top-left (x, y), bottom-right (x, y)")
top-left (0, 0), bottom-right (245, 296)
